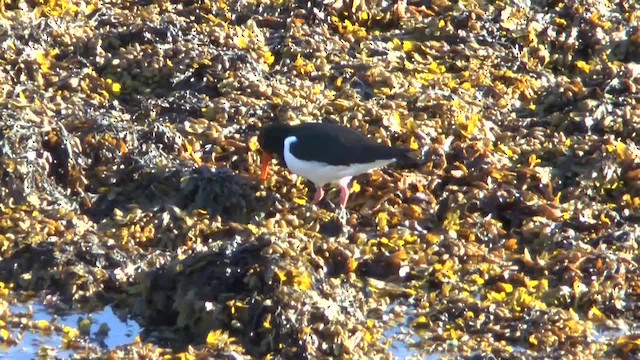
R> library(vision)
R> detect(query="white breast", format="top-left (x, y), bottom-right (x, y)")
top-left (283, 136), bottom-right (396, 186)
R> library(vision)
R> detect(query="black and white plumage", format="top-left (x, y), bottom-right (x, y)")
top-left (257, 122), bottom-right (427, 211)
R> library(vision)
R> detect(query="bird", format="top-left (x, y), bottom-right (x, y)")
top-left (257, 121), bottom-right (427, 218)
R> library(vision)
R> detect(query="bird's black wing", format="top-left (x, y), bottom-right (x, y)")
top-left (289, 123), bottom-right (412, 166)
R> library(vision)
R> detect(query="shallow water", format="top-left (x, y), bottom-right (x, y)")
top-left (382, 303), bottom-right (446, 360)
top-left (1, 303), bottom-right (141, 359)
top-left (384, 323), bottom-right (422, 359)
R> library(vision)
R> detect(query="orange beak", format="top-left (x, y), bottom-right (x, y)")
top-left (260, 153), bottom-right (271, 181)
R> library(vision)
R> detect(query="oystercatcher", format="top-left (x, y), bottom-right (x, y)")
top-left (257, 122), bottom-right (427, 218)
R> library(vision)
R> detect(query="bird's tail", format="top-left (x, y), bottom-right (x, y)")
top-left (393, 130), bottom-right (430, 169)
top-left (394, 150), bottom-right (429, 169)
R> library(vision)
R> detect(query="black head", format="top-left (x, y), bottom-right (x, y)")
top-left (257, 122), bottom-right (293, 162)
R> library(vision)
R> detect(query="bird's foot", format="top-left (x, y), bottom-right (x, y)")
top-left (337, 207), bottom-right (348, 224)
top-left (336, 179), bottom-right (351, 224)
top-left (308, 204), bottom-right (320, 214)
top-left (309, 197), bottom-right (335, 215)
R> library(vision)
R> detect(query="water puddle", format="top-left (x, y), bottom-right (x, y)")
top-left (381, 299), bottom-right (446, 360)
top-left (1, 303), bottom-right (141, 359)
top-left (384, 323), bottom-right (422, 359)
top-left (384, 321), bottom-right (447, 360)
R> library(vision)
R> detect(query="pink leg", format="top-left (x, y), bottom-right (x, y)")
top-left (311, 186), bottom-right (324, 205)
top-left (338, 177), bottom-right (352, 209)
top-left (339, 185), bottom-right (350, 208)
